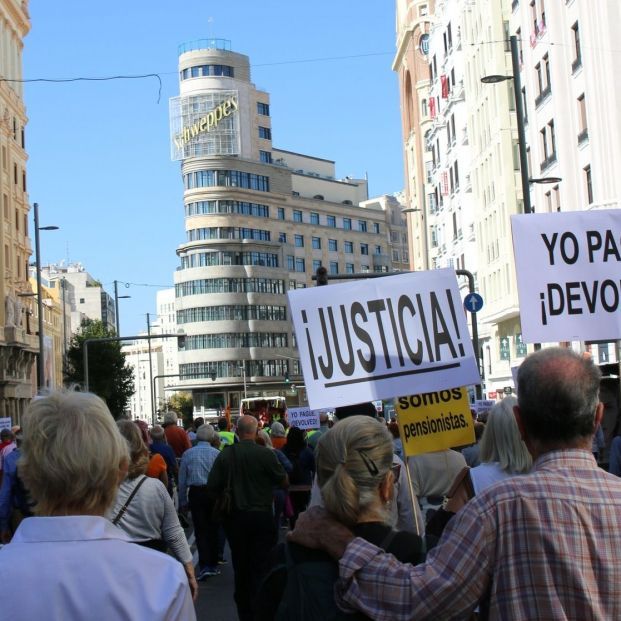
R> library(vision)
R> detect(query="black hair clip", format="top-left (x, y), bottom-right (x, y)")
top-left (358, 449), bottom-right (379, 476)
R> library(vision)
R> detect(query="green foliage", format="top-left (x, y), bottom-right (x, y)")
top-left (167, 392), bottom-right (194, 428)
top-left (65, 319), bottom-right (135, 419)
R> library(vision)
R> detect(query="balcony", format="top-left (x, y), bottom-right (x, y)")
top-left (372, 253), bottom-right (391, 269)
top-left (572, 56), bottom-right (583, 74)
top-left (512, 0), bottom-right (519, 11)
top-left (534, 84), bottom-right (552, 109)
top-left (578, 128), bottom-right (589, 146)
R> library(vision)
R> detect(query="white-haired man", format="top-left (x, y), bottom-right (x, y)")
top-left (179, 423), bottom-right (221, 580)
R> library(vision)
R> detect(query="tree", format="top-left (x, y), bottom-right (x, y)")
top-left (167, 392), bottom-right (194, 428)
top-left (65, 319), bottom-right (135, 419)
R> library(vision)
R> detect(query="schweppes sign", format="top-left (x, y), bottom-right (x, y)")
top-left (174, 96), bottom-right (238, 150)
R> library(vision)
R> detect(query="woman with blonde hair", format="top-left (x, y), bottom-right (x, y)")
top-left (109, 420), bottom-right (197, 599)
top-left (0, 391), bottom-right (195, 620)
top-left (261, 416), bottom-right (424, 619)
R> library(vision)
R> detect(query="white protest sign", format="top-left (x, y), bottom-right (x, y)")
top-left (0, 418), bottom-right (11, 431)
top-left (287, 269), bottom-right (480, 411)
top-left (287, 407), bottom-right (320, 430)
top-left (512, 210), bottom-right (621, 343)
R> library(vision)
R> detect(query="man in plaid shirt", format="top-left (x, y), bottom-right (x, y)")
top-left (290, 347), bottom-right (621, 620)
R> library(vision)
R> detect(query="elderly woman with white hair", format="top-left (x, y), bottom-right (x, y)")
top-left (0, 391), bottom-right (195, 620)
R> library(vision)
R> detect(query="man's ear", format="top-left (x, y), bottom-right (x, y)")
top-left (595, 402), bottom-right (604, 428)
top-left (513, 405), bottom-right (527, 442)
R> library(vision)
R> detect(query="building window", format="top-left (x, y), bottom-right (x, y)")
top-left (312, 237), bottom-right (321, 250)
top-left (327, 215), bottom-right (336, 228)
top-left (358, 220), bottom-right (368, 232)
top-left (258, 126), bottom-right (272, 140)
top-left (361, 264), bottom-right (370, 273)
top-left (329, 261), bottom-right (339, 275)
top-left (572, 22), bottom-right (582, 72)
top-left (360, 243), bottom-right (369, 255)
top-left (294, 234), bottom-right (304, 247)
top-left (295, 258), bottom-right (305, 272)
top-left (577, 94), bottom-right (588, 144)
top-left (277, 207), bottom-right (285, 220)
top-left (184, 169), bottom-right (269, 192)
top-left (344, 241), bottom-right (353, 254)
top-left (287, 255), bottom-right (295, 271)
top-left (328, 239), bottom-right (338, 252)
top-left (313, 259), bottom-right (322, 271)
top-left (279, 232), bottom-right (287, 243)
top-left (310, 212), bottom-right (319, 225)
top-left (345, 263), bottom-right (355, 274)
top-left (343, 217), bottom-right (352, 230)
top-left (553, 185), bottom-right (561, 211)
top-left (374, 245), bottom-right (382, 255)
top-left (79, 298), bottom-right (85, 304)
top-left (259, 150), bottom-right (272, 163)
top-left (584, 165), bottom-right (593, 204)
top-left (392, 249), bottom-right (400, 262)
top-left (372, 223), bottom-right (380, 234)
top-left (293, 210), bottom-right (303, 223)
top-left (257, 102), bottom-right (270, 116)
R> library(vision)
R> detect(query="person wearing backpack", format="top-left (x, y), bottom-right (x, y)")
top-left (258, 415), bottom-right (425, 620)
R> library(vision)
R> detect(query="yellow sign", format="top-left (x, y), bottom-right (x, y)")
top-left (174, 96), bottom-right (238, 149)
top-left (396, 387), bottom-right (474, 457)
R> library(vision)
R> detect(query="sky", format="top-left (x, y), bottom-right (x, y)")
top-left (23, 1), bottom-right (404, 336)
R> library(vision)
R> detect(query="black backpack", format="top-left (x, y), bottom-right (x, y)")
top-left (273, 530), bottom-right (397, 621)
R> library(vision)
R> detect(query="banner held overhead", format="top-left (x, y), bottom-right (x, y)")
top-left (512, 209), bottom-right (621, 343)
top-left (396, 386), bottom-right (475, 457)
top-left (287, 269), bottom-right (480, 411)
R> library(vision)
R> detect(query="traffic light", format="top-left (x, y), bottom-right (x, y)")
top-left (177, 334), bottom-right (186, 349)
top-left (284, 372), bottom-right (290, 384)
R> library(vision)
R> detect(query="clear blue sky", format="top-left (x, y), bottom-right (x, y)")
top-left (24, 1), bottom-right (404, 336)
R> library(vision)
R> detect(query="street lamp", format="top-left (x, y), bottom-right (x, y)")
top-left (113, 280), bottom-right (131, 336)
top-left (481, 37), bottom-right (563, 214)
top-left (33, 202), bottom-right (59, 391)
top-left (238, 362), bottom-right (247, 398)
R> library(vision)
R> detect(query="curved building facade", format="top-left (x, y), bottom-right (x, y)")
top-left (170, 39), bottom-right (407, 411)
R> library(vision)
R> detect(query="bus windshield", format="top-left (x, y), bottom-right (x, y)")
top-left (240, 397), bottom-right (287, 426)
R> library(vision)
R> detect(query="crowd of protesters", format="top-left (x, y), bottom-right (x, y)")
top-left (1, 347), bottom-right (621, 620)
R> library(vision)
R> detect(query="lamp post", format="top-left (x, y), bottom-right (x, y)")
top-left (113, 280), bottom-right (131, 336)
top-left (481, 36), bottom-right (562, 214)
top-left (33, 202), bottom-right (59, 390)
top-left (238, 362), bottom-right (247, 398)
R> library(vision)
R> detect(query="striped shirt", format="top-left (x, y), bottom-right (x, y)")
top-left (337, 450), bottom-right (621, 620)
top-left (178, 441), bottom-right (221, 505)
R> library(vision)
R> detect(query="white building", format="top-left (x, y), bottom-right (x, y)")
top-left (123, 339), bottom-right (164, 423)
top-left (170, 39), bottom-right (409, 413)
top-left (42, 262), bottom-right (115, 334)
top-left (510, 0), bottom-right (621, 367)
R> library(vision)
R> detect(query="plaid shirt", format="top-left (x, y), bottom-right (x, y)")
top-left (337, 450), bottom-right (621, 620)
top-left (178, 441), bottom-right (220, 505)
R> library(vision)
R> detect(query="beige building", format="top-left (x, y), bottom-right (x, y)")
top-left (170, 39), bottom-right (409, 412)
top-left (0, 0), bottom-right (36, 422)
top-left (393, 0), bottom-right (434, 270)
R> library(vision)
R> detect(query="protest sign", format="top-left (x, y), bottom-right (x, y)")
top-left (288, 269), bottom-right (480, 410)
top-left (0, 417), bottom-right (11, 431)
top-left (512, 210), bottom-right (621, 343)
top-left (287, 407), bottom-right (320, 431)
top-left (396, 386), bottom-right (475, 457)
